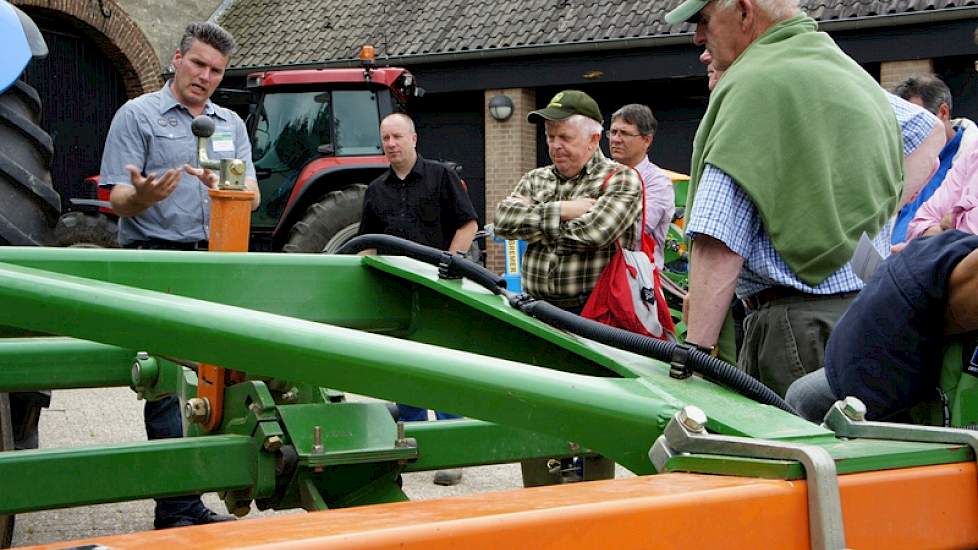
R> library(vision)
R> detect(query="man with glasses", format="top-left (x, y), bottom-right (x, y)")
top-left (607, 104), bottom-right (675, 268)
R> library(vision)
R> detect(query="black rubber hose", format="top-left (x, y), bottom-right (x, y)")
top-left (336, 233), bottom-right (796, 415)
top-left (336, 234), bottom-right (507, 293)
top-left (515, 296), bottom-right (797, 415)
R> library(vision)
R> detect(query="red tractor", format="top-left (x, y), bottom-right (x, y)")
top-left (59, 57), bottom-right (438, 253)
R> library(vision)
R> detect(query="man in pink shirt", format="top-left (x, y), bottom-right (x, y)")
top-left (607, 104), bottom-right (675, 268)
top-left (907, 144), bottom-right (978, 239)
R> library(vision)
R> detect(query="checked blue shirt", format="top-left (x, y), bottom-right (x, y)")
top-left (687, 92), bottom-right (938, 298)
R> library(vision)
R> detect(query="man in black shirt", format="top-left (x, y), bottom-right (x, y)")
top-left (357, 112), bottom-right (477, 486)
top-left (358, 113), bottom-right (477, 254)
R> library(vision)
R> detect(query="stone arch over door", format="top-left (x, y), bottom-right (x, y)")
top-left (12, 0), bottom-right (163, 97)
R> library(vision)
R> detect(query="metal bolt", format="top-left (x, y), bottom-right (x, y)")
top-left (546, 458), bottom-right (562, 474)
top-left (678, 405), bottom-right (708, 433)
top-left (281, 388), bottom-right (298, 403)
top-left (842, 396), bottom-right (867, 422)
top-left (249, 403), bottom-right (263, 415)
top-left (312, 425), bottom-right (324, 454)
top-left (568, 441), bottom-right (581, 453)
top-left (184, 397), bottom-right (210, 424)
top-left (394, 421), bottom-right (407, 448)
top-left (130, 362), bottom-right (141, 385)
top-left (136, 351), bottom-right (149, 361)
top-left (263, 435), bottom-right (282, 452)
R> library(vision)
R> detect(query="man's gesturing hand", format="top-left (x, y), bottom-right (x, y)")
top-left (183, 164), bottom-right (219, 189)
top-left (126, 164), bottom-right (180, 207)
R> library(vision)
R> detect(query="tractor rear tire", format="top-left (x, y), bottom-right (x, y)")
top-left (283, 184), bottom-right (366, 253)
top-left (0, 80), bottom-right (60, 246)
top-left (53, 212), bottom-right (119, 248)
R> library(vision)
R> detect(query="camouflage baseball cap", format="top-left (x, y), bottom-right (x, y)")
top-left (665, 0), bottom-right (710, 24)
top-left (527, 90), bottom-right (603, 124)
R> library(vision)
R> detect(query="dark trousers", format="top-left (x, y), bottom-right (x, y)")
top-left (132, 240), bottom-right (210, 525)
top-left (145, 396), bottom-right (207, 525)
top-left (739, 293), bottom-right (855, 398)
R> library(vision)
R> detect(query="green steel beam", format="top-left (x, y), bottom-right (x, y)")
top-left (0, 251), bottom-right (967, 478)
top-left (0, 435), bottom-right (256, 514)
top-left (0, 249), bottom-right (821, 442)
top-left (665, 439), bottom-right (974, 479)
top-left (401, 419), bottom-right (588, 471)
top-left (0, 248), bottom-right (413, 333)
top-left (0, 260), bottom-right (682, 473)
top-left (0, 338), bottom-right (134, 391)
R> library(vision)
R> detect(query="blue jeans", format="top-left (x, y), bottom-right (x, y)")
top-left (145, 396), bottom-right (209, 526)
top-left (396, 403), bottom-right (460, 422)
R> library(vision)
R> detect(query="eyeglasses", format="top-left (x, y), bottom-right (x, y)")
top-left (605, 129), bottom-right (643, 139)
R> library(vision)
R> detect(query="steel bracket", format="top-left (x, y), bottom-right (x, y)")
top-left (649, 406), bottom-right (846, 550)
top-left (823, 397), bottom-right (978, 469)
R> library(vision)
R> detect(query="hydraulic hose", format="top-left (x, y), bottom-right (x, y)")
top-left (337, 233), bottom-right (796, 415)
top-left (336, 234), bottom-right (507, 293)
top-left (514, 297), bottom-right (797, 415)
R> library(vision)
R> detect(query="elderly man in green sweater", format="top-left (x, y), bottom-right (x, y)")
top-left (668, 0), bottom-right (943, 396)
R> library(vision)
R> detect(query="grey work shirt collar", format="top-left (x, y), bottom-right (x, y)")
top-left (158, 80), bottom-right (227, 121)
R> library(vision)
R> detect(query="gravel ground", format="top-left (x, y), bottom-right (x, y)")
top-left (10, 387), bottom-right (631, 547)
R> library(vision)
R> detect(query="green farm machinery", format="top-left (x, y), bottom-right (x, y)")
top-left (0, 242), bottom-right (976, 549)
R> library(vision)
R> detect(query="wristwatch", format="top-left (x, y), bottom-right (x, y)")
top-left (687, 342), bottom-right (718, 358)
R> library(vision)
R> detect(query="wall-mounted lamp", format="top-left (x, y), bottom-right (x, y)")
top-left (488, 94), bottom-right (514, 122)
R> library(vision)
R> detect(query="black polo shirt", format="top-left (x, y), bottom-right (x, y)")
top-left (359, 155), bottom-right (477, 251)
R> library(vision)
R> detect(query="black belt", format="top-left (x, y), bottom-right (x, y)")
top-left (124, 238), bottom-right (209, 251)
top-left (543, 292), bottom-right (592, 309)
top-left (743, 287), bottom-right (859, 311)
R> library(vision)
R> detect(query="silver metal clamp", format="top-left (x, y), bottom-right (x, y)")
top-left (823, 396), bottom-right (978, 470)
top-left (649, 405), bottom-right (846, 550)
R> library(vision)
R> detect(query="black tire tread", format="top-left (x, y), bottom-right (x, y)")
top-left (283, 184), bottom-right (366, 253)
top-left (0, 79), bottom-right (59, 246)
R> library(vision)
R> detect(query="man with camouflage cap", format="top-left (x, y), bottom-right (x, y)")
top-left (494, 90), bottom-right (641, 311)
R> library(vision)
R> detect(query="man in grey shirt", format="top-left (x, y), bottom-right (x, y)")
top-left (98, 21), bottom-right (258, 529)
top-left (101, 23), bottom-right (259, 248)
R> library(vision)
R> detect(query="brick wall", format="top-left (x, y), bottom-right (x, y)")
top-left (14, 0), bottom-right (163, 97)
top-left (880, 59), bottom-right (934, 91)
top-left (484, 88), bottom-right (537, 274)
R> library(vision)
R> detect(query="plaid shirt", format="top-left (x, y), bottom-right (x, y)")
top-left (493, 151), bottom-right (641, 301)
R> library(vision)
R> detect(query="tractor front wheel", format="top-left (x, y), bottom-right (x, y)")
top-left (53, 212), bottom-right (119, 248)
top-left (283, 184), bottom-right (366, 253)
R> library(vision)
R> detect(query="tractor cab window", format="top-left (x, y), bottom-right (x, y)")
top-left (250, 91), bottom-right (333, 228)
top-left (333, 91), bottom-right (382, 156)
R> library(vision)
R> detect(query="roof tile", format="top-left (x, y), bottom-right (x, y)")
top-left (218, 0), bottom-right (975, 69)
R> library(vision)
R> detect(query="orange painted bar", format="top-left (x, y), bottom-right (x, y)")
top-left (207, 188), bottom-right (253, 253)
top-left (198, 188), bottom-right (255, 431)
top-left (25, 463), bottom-right (978, 550)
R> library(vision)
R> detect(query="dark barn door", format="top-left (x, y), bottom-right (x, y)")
top-left (413, 91), bottom-right (487, 226)
top-left (21, 21), bottom-right (129, 204)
